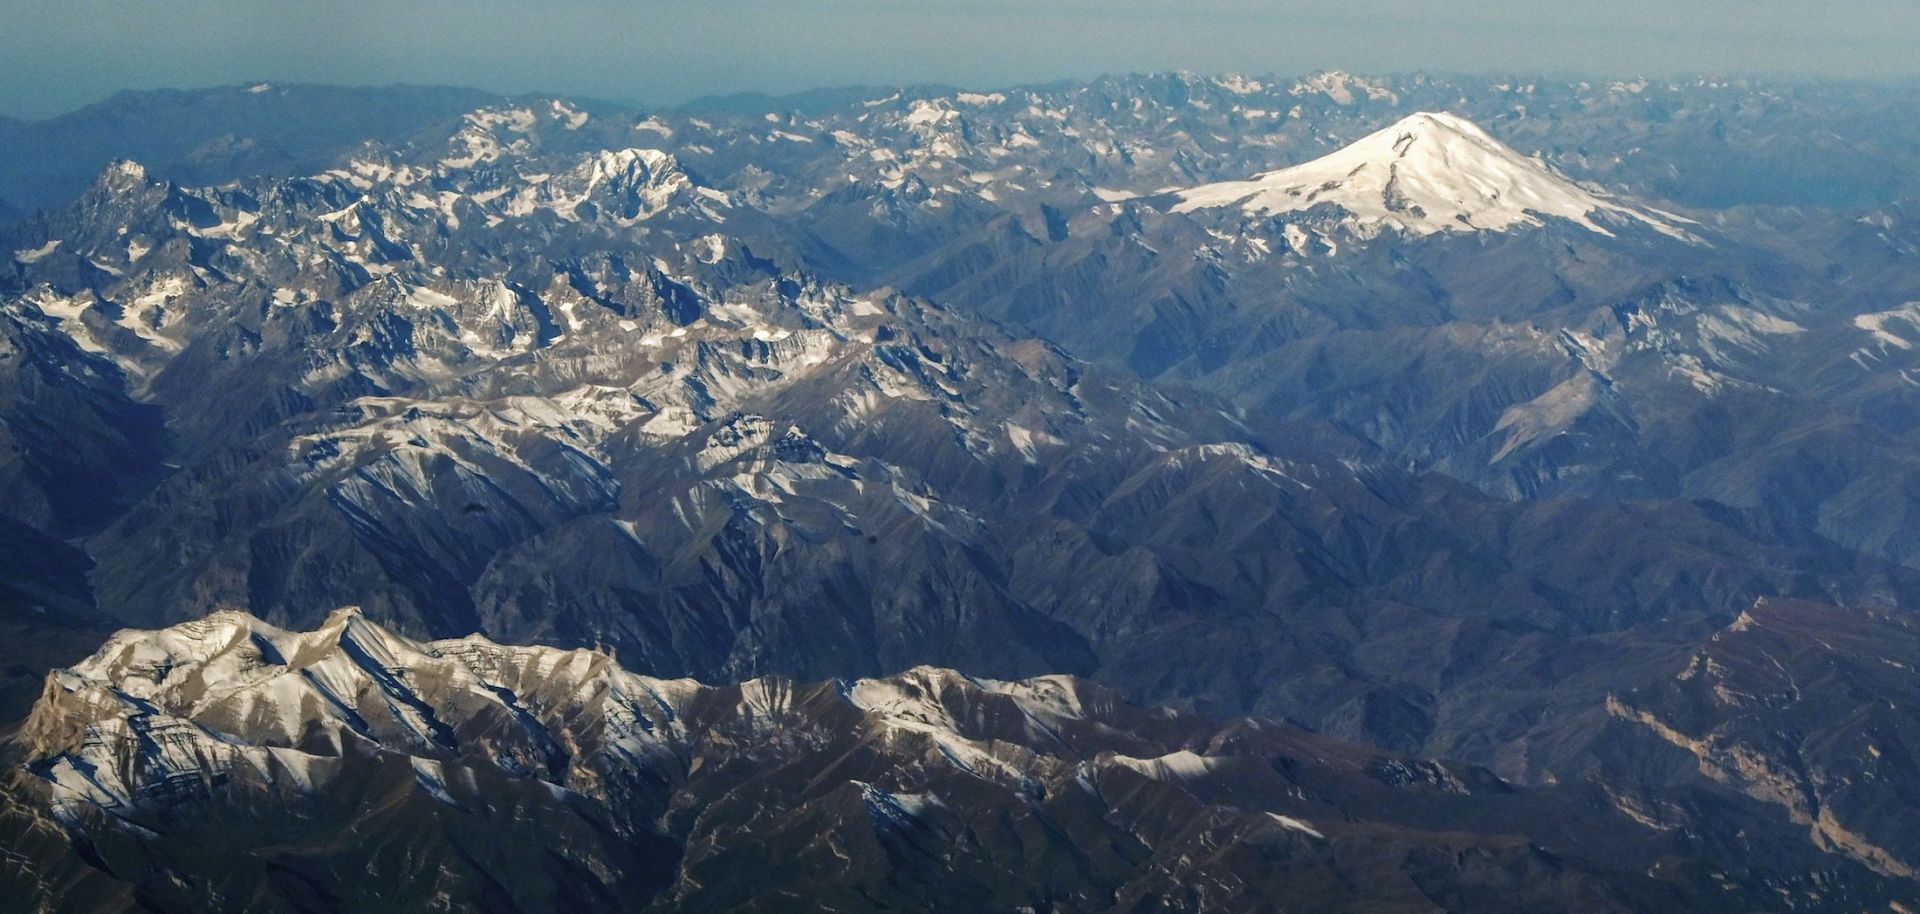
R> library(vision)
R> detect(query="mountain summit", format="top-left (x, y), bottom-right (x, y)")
top-left (1172, 111), bottom-right (1692, 240)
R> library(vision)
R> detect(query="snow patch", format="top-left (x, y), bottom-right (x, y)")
top-left (1854, 302), bottom-right (1920, 353)
top-left (13, 241), bottom-right (59, 263)
top-left (1110, 749), bottom-right (1216, 781)
top-left (1266, 812), bottom-right (1325, 839)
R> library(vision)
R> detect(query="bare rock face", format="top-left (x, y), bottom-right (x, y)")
top-left (6, 610), bottom-right (1908, 913)
top-left (1602, 599), bottom-right (1920, 881)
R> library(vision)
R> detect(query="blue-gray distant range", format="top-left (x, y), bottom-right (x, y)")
top-left (6, 0), bottom-right (1920, 116)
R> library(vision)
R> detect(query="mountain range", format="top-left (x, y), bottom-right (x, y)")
top-left (8, 608), bottom-right (1912, 912)
top-left (4, 70), bottom-right (1920, 910)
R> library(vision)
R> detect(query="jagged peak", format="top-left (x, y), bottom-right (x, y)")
top-left (323, 604), bottom-right (365, 622)
top-left (1289, 70), bottom-right (1399, 105)
top-left (84, 158), bottom-right (156, 198)
top-left (580, 147), bottom-right (679, 174)
top-left (105, 158), bottom-right (148, 181)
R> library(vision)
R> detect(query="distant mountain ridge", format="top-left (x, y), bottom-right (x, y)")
top-left (0, 82), bottom-right (506, 214)
top-left (7, 71), bottom-right (1920, 220)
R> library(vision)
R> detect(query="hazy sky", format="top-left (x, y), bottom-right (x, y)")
top-left (4, 0), bottom-right (1918, 118)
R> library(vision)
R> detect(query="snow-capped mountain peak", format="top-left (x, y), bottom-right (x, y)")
top-left (1172, 111), bottom-right (1693, 241)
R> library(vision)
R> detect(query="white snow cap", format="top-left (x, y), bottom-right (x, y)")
top-left (1173, 111), bottom-right (1692, 240)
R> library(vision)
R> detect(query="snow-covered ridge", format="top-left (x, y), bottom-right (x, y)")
top-left (1172, 111), bottom-right (1695, 242)
top-left (21, 607), bottom-right (692, 818)
top-left (1289, 70), bottom-right (1397, 106)
top-left (317, 143), bottom-right (724, 228)
top-left (19, 611), bottom-right (1245, 825)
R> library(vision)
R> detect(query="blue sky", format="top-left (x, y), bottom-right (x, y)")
top-left (4, 0), bottom-right (1918, 117)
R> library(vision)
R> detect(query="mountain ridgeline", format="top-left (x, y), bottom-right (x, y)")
top-left (3, 71), bottom-right (1920, 911)
top-left (7, 608), bottom-right (1915, 912)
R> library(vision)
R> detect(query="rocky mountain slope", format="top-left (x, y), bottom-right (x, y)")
top-left (5, 610), bottom-right (1911, 913)
top-left (889, 101), bottom-right (1920, 578)
top-left (5, 116), bottom-right (1919, 771)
